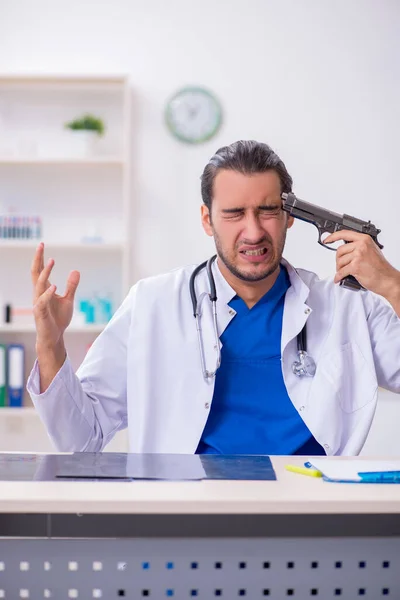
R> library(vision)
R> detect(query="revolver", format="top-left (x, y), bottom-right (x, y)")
top-left (281, 192), bottom-right (383, 292)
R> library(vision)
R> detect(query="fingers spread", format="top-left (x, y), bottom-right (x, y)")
top-left (33, 284), bottom-right (57, 317)
top-left (64, 270), bottom-right (81, 301)
top-left (31, 242), bottom-right (45, 285)
top-left (34, 258), bottom-right (55, 301)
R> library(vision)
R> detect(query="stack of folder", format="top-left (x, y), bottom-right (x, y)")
top-left (0, 344), bottom-right (25, 407)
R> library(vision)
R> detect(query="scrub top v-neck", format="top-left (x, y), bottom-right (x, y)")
top-left (196, 266), bottom-right (325, 456)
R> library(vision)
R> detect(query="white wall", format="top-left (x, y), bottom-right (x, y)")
top-left (0, 0), bottom-right (399, 454)
top-left (1, 0), bottom-right (399, 279)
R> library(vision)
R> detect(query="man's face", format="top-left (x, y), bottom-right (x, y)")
top-left (201, 169), bottom-right (294, 282)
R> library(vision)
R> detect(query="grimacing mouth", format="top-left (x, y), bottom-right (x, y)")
top-left (239, 247), bottom-right (268, 257)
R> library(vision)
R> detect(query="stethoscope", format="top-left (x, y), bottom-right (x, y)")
top-left (189, 255), bottom-right (316, 380)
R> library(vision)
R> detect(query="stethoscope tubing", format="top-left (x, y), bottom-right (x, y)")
top-left (190, 256), bottom-right (315, 379)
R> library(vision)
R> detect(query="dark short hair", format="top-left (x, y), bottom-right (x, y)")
top-left (200, 140), bottom-right (293, 210)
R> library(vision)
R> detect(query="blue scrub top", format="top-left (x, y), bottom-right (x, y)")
top-left (196, 266), bottom-right (325, 456)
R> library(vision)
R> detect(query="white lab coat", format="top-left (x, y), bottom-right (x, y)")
top-left (27, 259), bottom-right (400, 455)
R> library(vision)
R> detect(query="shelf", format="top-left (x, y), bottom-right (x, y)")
top-left (0, 241), bottom-right (124, 251)
top-left (0, 324), bottom-right (105, 334)
top-left (0, 157), bottom-right (124, 165)
top-left (0, 74), bottom-right (127, 85)
top-left (0, 407), bottom-right (36, 416)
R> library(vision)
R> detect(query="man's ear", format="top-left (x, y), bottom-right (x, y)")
top-left (287, 215), bottom-right (295, 229)
top-left (201, 204), bottom-right (213, 237)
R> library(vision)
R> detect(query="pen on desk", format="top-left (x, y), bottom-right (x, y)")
top-left (358, 471), bottom-right (400, 483)
top-left (284, 464), bottom-right (323, 478)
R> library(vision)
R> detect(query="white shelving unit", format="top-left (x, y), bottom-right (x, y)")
top-left (0, 74), bottom-right (132, 414)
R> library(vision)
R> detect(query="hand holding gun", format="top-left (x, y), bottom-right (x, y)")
top-left (281, 192), bottom-right (383, 292)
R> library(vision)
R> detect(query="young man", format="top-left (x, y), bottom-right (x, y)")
top-left (28, 141), bottom-right (400, 455)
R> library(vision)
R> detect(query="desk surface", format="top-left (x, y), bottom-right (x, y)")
top-left (0, 456), bottom-right (399, 515)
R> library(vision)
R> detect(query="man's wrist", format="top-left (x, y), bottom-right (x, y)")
top-left (382, 270), bottom-right (400, 315)
top-left (36, 340), bottom-right (67, 394)
top-left (36, 339), bottom-right (66, 368)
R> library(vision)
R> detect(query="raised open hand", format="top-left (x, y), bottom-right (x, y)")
top-left (31, 243), bottom-right (80, 349)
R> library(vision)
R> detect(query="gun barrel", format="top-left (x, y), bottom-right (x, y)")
top-left (281, 192), bottom-right (382, 246)
top-left (281, 192), bottom-right (343, 223)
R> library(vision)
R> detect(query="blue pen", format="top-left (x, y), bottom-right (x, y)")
top-left (359, 471), bottom-right (400, 483)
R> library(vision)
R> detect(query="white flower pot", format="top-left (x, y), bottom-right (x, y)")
top-left (63, 130), bottom-right (98, 158)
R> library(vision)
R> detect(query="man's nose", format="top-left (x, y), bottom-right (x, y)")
top-left (243, 214), bottom-right (265, 241)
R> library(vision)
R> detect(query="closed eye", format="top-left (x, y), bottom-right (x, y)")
top-left (259, 205), bottom-right (281, 215)
top-left (222, 209), bottom-right (244, 219)
top-left (221, 205), bottom-right (282, 219)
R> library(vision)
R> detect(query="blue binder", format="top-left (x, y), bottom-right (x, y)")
top-left (0, 344), bottom-right (6, 407)
top-left (7, 344), bottom-right (24, 407)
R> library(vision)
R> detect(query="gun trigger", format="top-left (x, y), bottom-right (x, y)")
top-left (319, 238), bottom-right (336, 251)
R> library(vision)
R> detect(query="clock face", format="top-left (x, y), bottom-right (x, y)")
top-left (165, 86), bottom-right (222, 144)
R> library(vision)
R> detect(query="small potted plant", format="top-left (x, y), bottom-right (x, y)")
top-left (64, 114), bottom-right (105, 157)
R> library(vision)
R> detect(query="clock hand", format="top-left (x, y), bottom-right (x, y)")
top-left (188, 105), bottom-right (199, 119)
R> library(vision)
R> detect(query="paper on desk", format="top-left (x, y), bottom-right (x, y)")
top-left (308, 459), bottom-right (400, 482)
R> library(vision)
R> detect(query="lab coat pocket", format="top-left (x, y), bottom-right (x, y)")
top-left (318, 342), bottom-right (377, 413)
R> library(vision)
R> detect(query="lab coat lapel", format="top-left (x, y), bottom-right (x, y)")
top-left (281, 259), bottom-right (312, 354)
top-left (212, 260), bottom-right (237, 336)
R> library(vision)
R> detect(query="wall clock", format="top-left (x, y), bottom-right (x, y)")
top-left (165, 86), bottom-right (223, 144)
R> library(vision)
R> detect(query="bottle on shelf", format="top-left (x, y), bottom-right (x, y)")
top-left (0, 214), bottom-right (43, 240)
top-left (77, 292), bottom-right (114, 326)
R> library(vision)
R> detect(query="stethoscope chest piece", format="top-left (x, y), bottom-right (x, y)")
top-left (292, 351), bottom-right (316, 377)
top-left (291, 313), bottom-right (316, 377)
